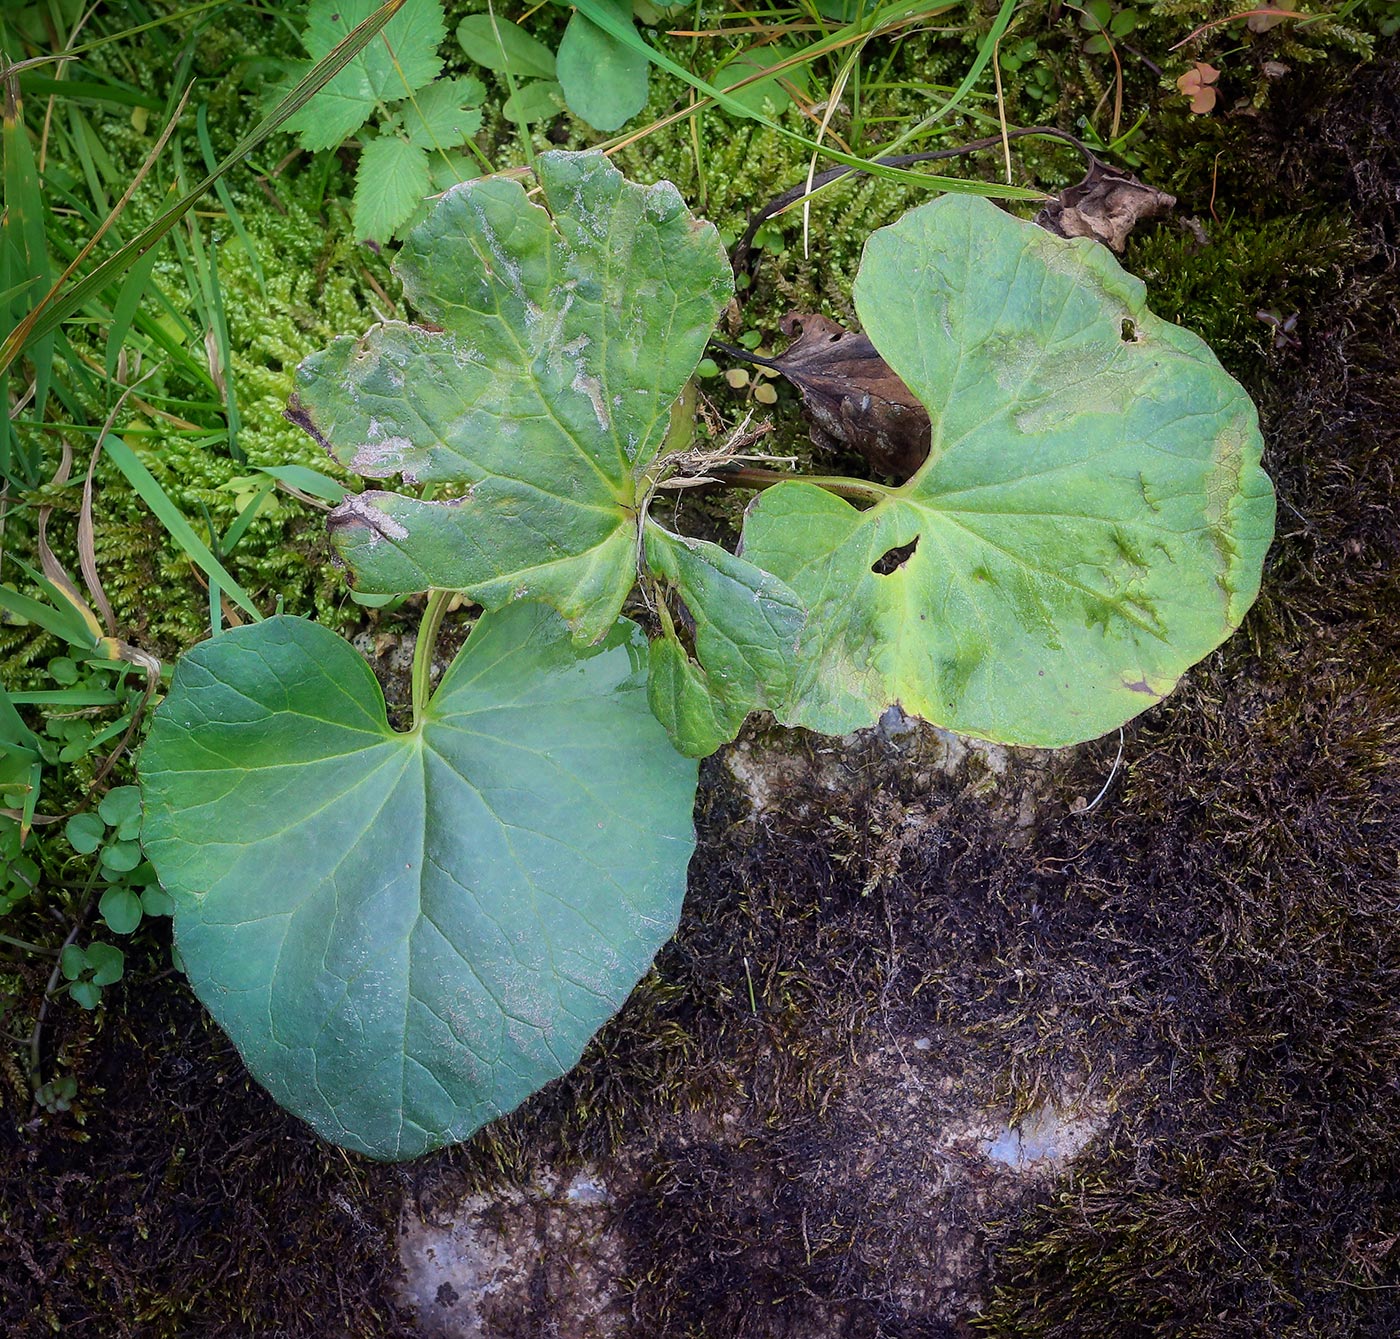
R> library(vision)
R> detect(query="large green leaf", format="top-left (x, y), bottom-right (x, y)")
top-left (740, 194), bottom-right (1275, 747)
top-left (139, 603), bottom-right (698, 1160)
top-left (288, 150), bottom-right (733, 645)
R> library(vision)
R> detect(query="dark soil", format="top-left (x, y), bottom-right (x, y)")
top-left (4, 46), bottom-right (1400, 1339)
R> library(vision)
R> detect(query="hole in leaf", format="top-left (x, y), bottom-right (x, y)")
top-left (871, 537), bottom-right (919, 575)
top-left (1121, 318), bottom-right (1139, 342)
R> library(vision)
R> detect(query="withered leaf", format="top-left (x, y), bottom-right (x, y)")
top-left (762, 312), bottom-right (931, 482)
top-left (1036, 159), bottom-right (1176, 253)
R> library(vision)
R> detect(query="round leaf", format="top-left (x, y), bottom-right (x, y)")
top-left (138, 604), bottom-right (698, 1161)
top-left (60, 944), bottom-right (87, 981)
top-left (98, 784), bottom-right (142, 838)
top-left (140, 885), bottom-right (176, 918)
top-left (741, 194), bottom-right (1275, 747)
top-left (99, 886), bottom-right (143, 935)
top-left (100, 839), bottom-right (142, 874)
top-left (86, 942), bottom-right (125, 986)
top-left (556, 2), bottom-right (649, 132)
top-left (711, 46), bottom-right (810, 116)
top-left (65, 810), bottom-right (106, 855)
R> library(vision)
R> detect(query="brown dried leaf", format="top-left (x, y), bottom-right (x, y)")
top-left (765, 312), bottom-right (931, 482)
top-left (1036, 159), bottom-right (1177, 252)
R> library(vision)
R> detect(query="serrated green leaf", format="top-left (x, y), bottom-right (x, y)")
top-left (643, 522), bottom-right (805, 757)
top-left (138, 603), bottom-right (699, 1160)
top-left (351, 134), bottom-right (432, 241)
top-left (283, 0), bottom-right (447, 151)
top-left (425, 148), bottom-right (478, 192)
top-left (288, 151), bottom-right (733, 644)
top-left (502, 79), bottom-right (565, 125)
top-left (741, 194), bottom-right (1275, 748)
top-left (399, 76), bottom-right (486, 148)
top-left (556, 1), bottom-right (649, 132)
top-left (456, 15), bottom-right (557, 79)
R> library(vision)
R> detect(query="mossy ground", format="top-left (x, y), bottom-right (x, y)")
top-left (3, 7), bottom-right (1399, 1337)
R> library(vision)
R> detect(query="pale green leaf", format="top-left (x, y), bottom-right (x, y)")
top-left (741, 194), bottom-right (1275, 747)
top-left (456, 15), bottom-right (557, 79)
top-left (647, 634), bottom-right (747, 760)
top-left (138, 602), bottom-right (699, 1161)
top-left (288, 151), bottom-right (733, 644)
top-left (66, 811), bottom-right (105, 855)
top-left (502, 79), bottom-right (566, 125)
top-left (711, 45), bottom-right (810, 116)
top-left (351, 134), bottom-right (432, 241)
top-left (556, 1), bottom-right (649, 132)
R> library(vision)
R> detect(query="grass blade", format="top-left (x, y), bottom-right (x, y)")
top-left (2, 58), bottom-right (52, 483)
top-left (0, 0), bottom-right (409, 375)
top-left (569, 0), bottom-right (1044, 199)
top-left (195, 102), bottom-right (265, 296)
top-left (100, 436), bottom-right (262, 621)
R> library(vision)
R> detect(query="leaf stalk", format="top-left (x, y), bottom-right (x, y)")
top-left (707, 465), bottom-right (892, 504)
top-left (411, 589), bottom-right (453, 728)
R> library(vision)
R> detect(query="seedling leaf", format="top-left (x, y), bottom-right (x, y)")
top-left (741, 195), bottom-right (1275, 747)
top-left (502, 79), bottom-right (566, 125)
top-left (456, 15), bottom-right (558, 79)
top-left (139, 602), bottom-right (699, 1160)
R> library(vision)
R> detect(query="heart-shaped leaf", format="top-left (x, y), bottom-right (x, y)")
top-left (740, 194), bottom-right (1275, 747)
top-left (288, 150), bottom-right (733, 644)
top-left (139, 603), bottom-right (698, 1160)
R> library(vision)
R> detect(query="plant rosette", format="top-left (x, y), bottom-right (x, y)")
top-left (138, 151), bottom-right (1273, 1161)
